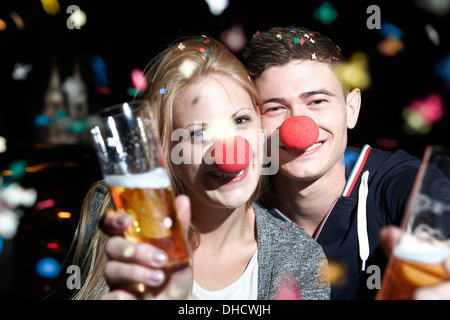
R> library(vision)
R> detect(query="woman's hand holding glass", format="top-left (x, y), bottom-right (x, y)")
top-left (99, 195), bottom-right (192, 300)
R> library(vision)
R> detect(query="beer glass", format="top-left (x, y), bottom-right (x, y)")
top-left (377, 145), bottom-right (450, 300)
top-left (88, 100), bottom-right (192, 299)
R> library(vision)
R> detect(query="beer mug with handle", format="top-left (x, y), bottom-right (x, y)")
top-left (89, 100), bottom-right (192, 299)
top-left (377, 145), bottom-right (450, 300)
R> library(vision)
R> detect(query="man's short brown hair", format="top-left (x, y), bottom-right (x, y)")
top-left (242, 26), bottom-right (344, 80)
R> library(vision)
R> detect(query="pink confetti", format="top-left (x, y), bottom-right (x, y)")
top-left (274, 274), bottom-right (302, 300)
top-left (35, 199), bottom-right (55, 211)
top-left (410, 93), bottom-right (444, 124)
top-left (199, 47), bottom-right (206, 53)
top-left (131, 68), bottom-right (147, 92)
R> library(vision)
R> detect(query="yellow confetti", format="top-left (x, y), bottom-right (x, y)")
top-left (41, 0), bottom-right (61, 16)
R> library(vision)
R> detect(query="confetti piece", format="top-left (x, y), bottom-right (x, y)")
top-left (313, 1), bottom-right (338, 25)
top-left (402, 94), bottom-right (444, 134)
top-left (12, 63), bottom-right (33, 80)
top-left (9, 12), bottom-right (25, 30)
top-left (415, 0), bottom-right (450, 17)
top-left (179, 59), bottom-right (196, 78)
top-left (159, 88), bottom-right (166, 94)
top-left (40, 0), bottom-right (61, 16)
top-left (46, 242), bottom-right (59, 249)
top-left (274, 274), bottom-right (302, 300)
top-left (204, 116), bottom-right (236, 142)
top-left (178, 43), bottom-right (185, 50)
top-left (379, 22), bottom-right (403, 40)
top-left (69, 9), bottom-right (87, 28)
top-left (123, 246), bottom-right (135, 258)
top-left (35, 198), bottom-right (56, 211)
top-left (435, 52), bottom-right (450, 90)
top-left (280, 226), bottom-right (285, 230)
top-left (0, 136), bottom-right (6, 153)
top-left (293, 38), bottom-right (300, 44)
top-left (34, 114), bottom-right (52, 127)
top-left (57, 211), bottom-right (71, 219)
top-left (200, 47), bottom-right (206, 53)
top-left (205, 0), bottom-right (229, 15)
top-left (375, 138), bottom-right (399, 149)
top-left (299, 38), bottom-right (305, 45)
top-left (0, 19), bottom-right (7, 31)
top-left (334, 52), bottom-right (371, 90)
top-left (127, 88), bottom-right (142, 97)
top-left (163, 217), bottom-right (173, 229)
top-left (131, 68), bottom-right (147, 92)
top-left (343, 150), bottom-right (359, 168)
top-left (276, 34), bottom-right (282, 40)
top-left (377, 36), bottom-right (404, 57)
top-left (0, 210), bottom-right (19, 239)
top-left (90, 54), bottom-right (109, 92)
top-left (35, 257), bottom-right (61, 279)
top-left (425, 24), bottom-right (440, 46)
top-left (311, 53), bottom-right (317, 60)
top-left (221, 23), bottom-right (247, 53)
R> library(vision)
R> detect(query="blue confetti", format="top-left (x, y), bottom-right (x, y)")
top-left (35, 257), bottom-right (61, 279)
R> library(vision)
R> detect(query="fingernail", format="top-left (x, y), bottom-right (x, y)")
top-left (150, 251), bottom-right (168, 268)
top-left (146, 270), bottom-right (165, 286)
top-left (413, 288), bottom-right (438, 300)
top-left (114, 213), bottom-right (131, 228)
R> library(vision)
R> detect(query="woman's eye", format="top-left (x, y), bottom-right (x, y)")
top-left (190, 129), bottom-right (207, 140)
top-left (191, 130), bottom-right (206, 138)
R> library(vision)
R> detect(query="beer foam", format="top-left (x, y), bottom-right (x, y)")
top-left (393, 235), bottom-right (450, 265)
top-left (105, 167), bottom-right (171, 189)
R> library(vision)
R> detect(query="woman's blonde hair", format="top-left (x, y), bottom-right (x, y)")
top-left (142, 36), bottom-right (262, 199)
top-left (67, 36), bottom-right (264, 299)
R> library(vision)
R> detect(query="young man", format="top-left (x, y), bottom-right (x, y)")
top-left (241, 26), bottom-right (424, 299)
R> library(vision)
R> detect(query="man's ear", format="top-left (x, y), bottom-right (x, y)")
top-left (346, 88), bottom-right (361, 129)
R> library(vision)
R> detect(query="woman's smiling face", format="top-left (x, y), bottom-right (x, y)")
top-left (172, 74), bottom-right (262, 210)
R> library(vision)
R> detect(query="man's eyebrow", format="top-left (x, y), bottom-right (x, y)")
top-left (261, 90), bottom-right (336, 105)
top-left (300, 89), bottom-right (336, 99)
top-left (261, 97), bottom-right (286, 105)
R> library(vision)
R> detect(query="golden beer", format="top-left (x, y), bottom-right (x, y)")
top-left (106, 167), bottom-right (191, 298)
top-left (377, 236), bottom-right (450, 300)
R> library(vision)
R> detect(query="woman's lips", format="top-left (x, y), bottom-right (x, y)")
top-left (206, 166), bottom-right (249, 184)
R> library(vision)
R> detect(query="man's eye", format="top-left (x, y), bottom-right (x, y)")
top-left (235, 116), bottom-right (250, 125)
top-left (310, 99), bottom-right (325, 105)
top-left (263, 107), bottom-right (283, 114)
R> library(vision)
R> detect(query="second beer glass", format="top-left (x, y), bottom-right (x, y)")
top-left (377, 145), bottom-right (450, 299)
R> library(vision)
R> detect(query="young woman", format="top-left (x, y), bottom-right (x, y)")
top-left (66, 36), bottom-right (329, 300)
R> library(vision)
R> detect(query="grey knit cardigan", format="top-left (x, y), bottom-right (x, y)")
top-left (253, 203), bottom-right (330, 300)
top-left (89, 185), bottom-right (330, 300)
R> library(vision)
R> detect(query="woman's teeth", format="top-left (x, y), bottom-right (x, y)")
top-left (210, 169), bottom-right (245, 178)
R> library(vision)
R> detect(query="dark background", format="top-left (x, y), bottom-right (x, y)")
top-left (0, 0), bottom-right (449, 299)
